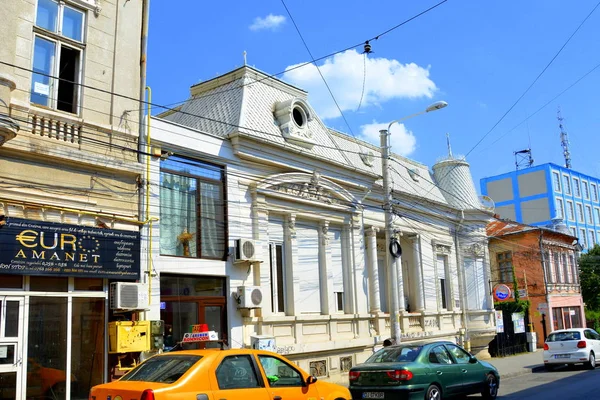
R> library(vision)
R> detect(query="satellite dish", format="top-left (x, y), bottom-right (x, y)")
top-left (479, 195), bottom-right (495, 212)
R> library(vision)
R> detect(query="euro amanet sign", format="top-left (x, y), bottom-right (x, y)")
top-left (0, 217), bottom-right (140, 279)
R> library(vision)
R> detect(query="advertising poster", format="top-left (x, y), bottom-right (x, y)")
top-left (512, 312), bottom-right (526, 333)
top-left (495, 310), bottom-right (504, 333)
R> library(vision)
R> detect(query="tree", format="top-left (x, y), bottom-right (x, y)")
top-left (579, 245), bottom-right (600, 311)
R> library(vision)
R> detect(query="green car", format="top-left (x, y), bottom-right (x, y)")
top-left (349, 341), bottom-right (499, 400)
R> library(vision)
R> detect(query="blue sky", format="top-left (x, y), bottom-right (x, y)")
top-left (147, 0), bottom-right (600, 192)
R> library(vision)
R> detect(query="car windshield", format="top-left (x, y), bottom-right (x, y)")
top-left (120, 355), bottom-right (202, 383)
top-left (365, 346), bottom-right (422, 363)
top-left (546, 331), bottom-right (581, 342)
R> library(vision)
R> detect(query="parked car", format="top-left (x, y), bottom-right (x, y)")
top-left (543, 328), bottom-right (600, 370)
top-left (348, 341), bottom-right (499, 400)
top-left (89, 348), bottom-right (351, 400)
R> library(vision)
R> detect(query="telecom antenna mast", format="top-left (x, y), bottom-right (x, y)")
top-left (557, 108), bottom-right (572, 169)
top-left (514, 148), bottom-right (534, 170)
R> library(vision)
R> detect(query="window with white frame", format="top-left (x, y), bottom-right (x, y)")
top-left (570, 227), bottom-right (577, 237)
top-left (563, 175), bottom-right (572, 195)
top-left (552, 172), bottom-right (561, 192)
top-left (497, 252), bottom-right (513, 283)
top-left (590, 230), bottom-right (596, 248)
top-left (436, 254), bottom-right (450, 310)
top-left (586, 205), bottom-right (593, 224)
top-left (32, 0), bottom-right (85, 114)
top-left (580, 228), bottom-right (587, 248)
top-left (577, 203), bottom-right (584, 223)
top-left (592, 183), bottom-right (598, 202)
top-left (566, 200), bottom-right (575, 221)
top-left (595, 207), bottom-right (600, 225)
top-left (573, 178), bottom-right (581, 197)
top-left (556, 198), bottom-right (564, 219)
top-left (583, 181), bottom-right (590, 199)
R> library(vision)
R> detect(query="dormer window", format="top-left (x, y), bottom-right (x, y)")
top-left (274, 98), bottom-right (315, 149)
top-left (292, 106), bottom-right (307, 128)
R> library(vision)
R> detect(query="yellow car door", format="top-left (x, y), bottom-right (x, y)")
top-left (210, 353), bottom-right (271, 400)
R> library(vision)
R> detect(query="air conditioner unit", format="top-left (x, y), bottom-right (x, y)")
top-left (110, 282), bottom-right (149, 311)
top-left (234, 238), bottom-right (257, 262)
top-left (236, 286), bottom-right (263, 309)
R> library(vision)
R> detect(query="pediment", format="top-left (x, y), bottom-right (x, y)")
top-left (256, 171), bottom-right (355, 207)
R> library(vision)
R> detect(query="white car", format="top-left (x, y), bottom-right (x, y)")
top-left (543, 328), bottom-right (600, 371)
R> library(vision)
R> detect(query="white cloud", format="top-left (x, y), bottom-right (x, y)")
top-left (282, 49), bottom-right (437, 120)
top-left (249, 14), bottom-right (286, 31)
top-left (360, 121), bottom-right (417, 156)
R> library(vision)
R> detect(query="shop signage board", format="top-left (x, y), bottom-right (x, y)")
top-left (0, 217), bottom-right (140, 279)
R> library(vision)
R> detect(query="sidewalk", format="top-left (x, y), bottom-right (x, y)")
top-left (486, 350), bottom-right (545, 379)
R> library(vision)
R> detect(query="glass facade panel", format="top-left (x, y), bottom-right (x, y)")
top-left (71, 298), bottom-right (105, 398)
top-left (62, 6), bottom-right (84, 41)
top-left (0, 275), bottom-right (23, 289)
top-left (27, 297), bottom-right (68, 399)
top-left (30, 276), bottom-right (68, 292)
top-left (74, 278), bottom-right (103, 291)
top-left (31, 36), bottom-right (56, 107)
top-left (36, 0), bottom-right (58, 32)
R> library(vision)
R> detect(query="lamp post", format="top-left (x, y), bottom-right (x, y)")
top-left (380, 101), bottom-right (448, 344)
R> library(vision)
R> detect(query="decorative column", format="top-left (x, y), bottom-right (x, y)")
top-left (284, 213), bottom-right (299, 316)
top-left (394, 232), bottom-right (406, 312)
top-left (318, 220), bottom-right (332, 315)
top-left (366, 226), bottom-right (381, 313)
top-left (342, 223), bottom-right (354, 314)
top-left (251, 185), bottom-right (270, 316)
top-left (410, 234), bottom-right (425, 312)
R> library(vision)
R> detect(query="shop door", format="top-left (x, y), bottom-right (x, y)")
top-left (161, 297), bottom-right (227, 349)
top-left (0, 297), bottom-right (24, 400)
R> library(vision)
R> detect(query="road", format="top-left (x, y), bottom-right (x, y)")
top-left (497, 366), bottom-right (600, 399)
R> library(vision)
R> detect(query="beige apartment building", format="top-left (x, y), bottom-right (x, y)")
top-left (0, 0), bottom-right (146, 398)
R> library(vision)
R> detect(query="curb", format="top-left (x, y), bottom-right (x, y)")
top-left (501, 365), bottom-right (545, 379)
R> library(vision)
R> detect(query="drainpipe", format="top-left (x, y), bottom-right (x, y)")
top-left (539, 230), bottom-right (552, 340)
top-left (454, 210), bottom-right (470, 351)
top-left (138, 0), bottom-right (150, 163)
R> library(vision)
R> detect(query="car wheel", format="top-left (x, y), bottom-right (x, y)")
top-left (481, 373), bottom-right (498, 400)
top-left (426, 384), bottom-right (442, 400)
top-left (586, 352), bottom-right (596, 370)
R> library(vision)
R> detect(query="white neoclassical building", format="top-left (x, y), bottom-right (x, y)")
top-left (142, 66), bottom-right (496, 383)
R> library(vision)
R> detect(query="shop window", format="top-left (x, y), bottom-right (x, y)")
top-left (159, 156), bottom-right (227, 259)
top-left (27, 297), bottom-right (68, 398)
top-left (32, 0), bottom-right (85, 113)
top-left (71, 298), bottom-right (105, 397)
top-left (0, 275), bottom-right (23, 289)
top-left (74, 278), bottom-right (103, 291)
top-left (160, 275), bottom-right (227, 351)
top-left (30, 276), bottom-right (68, 292)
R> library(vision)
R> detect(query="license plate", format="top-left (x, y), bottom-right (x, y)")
top-left (362, 393), bottom-right (384, 399)
top-left (555, 354), bottom-right (570, 359)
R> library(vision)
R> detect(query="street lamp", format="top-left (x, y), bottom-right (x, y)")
top-left (380, 100), bottom-right (448, 344)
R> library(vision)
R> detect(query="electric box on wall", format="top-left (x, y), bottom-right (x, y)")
top-left (108, 321), bottom-right (151, 353)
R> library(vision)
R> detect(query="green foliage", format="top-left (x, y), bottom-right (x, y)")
top-left (579, 245), bottom-right (600, 312)
top-left (585, 309), bottom-right (600, 332)
top-left (494, 299), bottom-right (530, 314)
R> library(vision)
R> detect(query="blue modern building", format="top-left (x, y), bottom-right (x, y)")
top-left (480, 162), bottom-right (600, 249)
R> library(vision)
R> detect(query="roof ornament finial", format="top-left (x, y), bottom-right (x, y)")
top-left (243, 50), bottom-right (247, 66)
top-left (446, 132), bottom-right (453, 159)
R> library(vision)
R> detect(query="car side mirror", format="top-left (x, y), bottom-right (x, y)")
top-left (469, 356), bottom-right (477, 364)
top-left (306, 375), bottom-right (318, 385)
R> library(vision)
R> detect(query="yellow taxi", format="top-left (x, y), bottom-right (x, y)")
top-left (89, 348), bottom-right (351, 400)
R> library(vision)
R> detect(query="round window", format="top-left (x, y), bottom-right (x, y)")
top-left (292, 106), bottom-right (306, 128)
